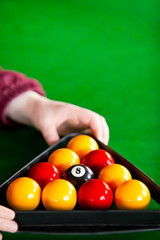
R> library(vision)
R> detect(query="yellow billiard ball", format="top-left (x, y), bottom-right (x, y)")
top-left (6, 177), bottom-right (41, 211)
top-left (115, 179), bottom-right (151, 210)
top-left (48, 148), bottom-right (80, 173)
top-left (67, 135), bottom-right (99, 159)
top-left (98, 164), bottom-right (132, 191)
top-left (42, 179), bottom-right (77, 210)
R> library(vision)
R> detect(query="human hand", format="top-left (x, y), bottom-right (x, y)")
top-left (5, 91), bottom-right (109, 146)
top-left (0, 205), bottom-right (18, 239)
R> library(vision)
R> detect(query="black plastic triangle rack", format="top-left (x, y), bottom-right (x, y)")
top-left (0, 133), bottom-right (160, 235)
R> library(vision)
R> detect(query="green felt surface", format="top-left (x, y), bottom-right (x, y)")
top-left (0, 0), bottom-right (160, 239)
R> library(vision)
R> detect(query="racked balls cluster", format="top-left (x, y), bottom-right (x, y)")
top-left (6, 135), bottom-right (151, 211)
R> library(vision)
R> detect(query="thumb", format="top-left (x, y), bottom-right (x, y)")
top-left (41, 126), bottom-right (60, 146)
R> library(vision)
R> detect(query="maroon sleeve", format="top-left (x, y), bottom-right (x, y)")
top-left (0, 68), bottom-right (46, 126)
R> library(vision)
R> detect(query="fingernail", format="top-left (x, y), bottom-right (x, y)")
top-left (10, 221), bottom-right (18, 233)
top-left (10, 210), bottom-right (15, 220)
top-left (6, 210), bottom-right (15, 220)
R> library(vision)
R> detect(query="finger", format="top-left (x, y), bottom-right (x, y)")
top-left (0, 218), bottom-right (18, 233)
top-left (99, 116), bottom-right (109, 145)
top-left (89, 116), bottom-right (103, 142)
top-left (41, 126), bottom-right (60, 146)
top-left (83, 110), bottom-right (109, 144)
top-left (0, 233), bottom-right (2, 240)
top-left (78, 110), bottom-right (103, 142)
top-left (0, 206), bottom-right (15, 220)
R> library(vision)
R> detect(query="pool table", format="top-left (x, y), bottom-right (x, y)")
top-left (0, 0), bottom-right (159, 239)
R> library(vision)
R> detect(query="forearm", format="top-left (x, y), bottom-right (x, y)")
top-left (0, 68), bottom-right (109, 145)
top-left (0, 68), bottom-right (45, 126)
top-left (4, 90), bottom-right (44, 126)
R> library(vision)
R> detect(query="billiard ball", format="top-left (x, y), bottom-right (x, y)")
top-left (27, 162), bottom-right (60, 190)
top-left (63, 164), bottom-right (94, 189)
top-left (67, 135), bottom-right (99, 159)
top-left (42, 179), bottom-right (77, 210)
top-left (115, 179), bottom-right (151, 210)
top-left (6, 177), bottom-right (41, 210)
top-left (48, 148), bottom-right (80, 173)
top-left (98, 164), bottom-right (132, 191)
top-left (81, 149), bottom-right (115, 176)
top-left (78, 179), bottom-right (113, 210)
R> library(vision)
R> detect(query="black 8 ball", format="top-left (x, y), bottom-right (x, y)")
top-left (63, 164), bottom-right (94, 189)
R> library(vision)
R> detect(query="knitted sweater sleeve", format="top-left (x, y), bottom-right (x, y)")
top-left (0, 68), bottom-right (45, 126)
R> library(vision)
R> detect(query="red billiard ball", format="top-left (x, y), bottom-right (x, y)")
top-left (78, 179), bottom-right (113, 210)
top-left (81, 149), bottom-right (115, 176)
top-left (63, 164), bottom-right (94, 189)
top-left (28, 162), bottom-right (60, 190)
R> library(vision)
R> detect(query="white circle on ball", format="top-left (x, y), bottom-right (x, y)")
top-left (71, 166), bottom-right (85, 177)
